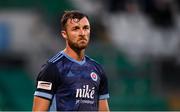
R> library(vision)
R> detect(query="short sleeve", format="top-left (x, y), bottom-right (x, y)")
top-left (99, 67), bottom-right (110, 100)
top-left (34, 63), bottom-right (59, 100)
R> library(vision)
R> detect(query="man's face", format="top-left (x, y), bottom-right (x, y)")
top-left (62, 17), bottom-right (90, 51)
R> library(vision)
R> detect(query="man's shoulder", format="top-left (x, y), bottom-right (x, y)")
top-left (39, 51), bottom-right (65, 71)
top-left (47, 51), bottom-right (65, 63)
top-left (39, 61), bottom-right (56, 73)
top-left (85, 56), bottom-right (106, 77)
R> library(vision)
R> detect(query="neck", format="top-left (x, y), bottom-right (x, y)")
top-left (64, 46), bottom-right (85, 61)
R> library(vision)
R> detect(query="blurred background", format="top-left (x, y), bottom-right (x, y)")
top-left (1, 0), bottom-right (180, 111)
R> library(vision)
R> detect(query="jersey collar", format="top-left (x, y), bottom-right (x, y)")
top-left (61, 51), bottom-right (86, 65)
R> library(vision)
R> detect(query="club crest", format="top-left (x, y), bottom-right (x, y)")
top-left (90, 72), bottom-right (98, 81)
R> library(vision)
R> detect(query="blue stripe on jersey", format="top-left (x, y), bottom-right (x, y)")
top-left (51, 54), bottom-right (64, 63)
top-left (34, 91), bottom-right (53, 100)
top-left (48, 51), bottom-right (62, 62)
top-left (49, 95), bottom-right (57, 111)
top-left (99, 94), bottom-right (110, 100)
top-left (61, 51), bottom-right (86, 65)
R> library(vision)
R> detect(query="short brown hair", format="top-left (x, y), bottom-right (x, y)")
top-left (60, 10), bottom-right (89, 30)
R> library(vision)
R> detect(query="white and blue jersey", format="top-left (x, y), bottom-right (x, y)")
top-left (34, 51), bottom-right (109, 111)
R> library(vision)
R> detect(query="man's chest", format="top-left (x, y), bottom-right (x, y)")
top-left (59, 64), bottom-right (101, 92)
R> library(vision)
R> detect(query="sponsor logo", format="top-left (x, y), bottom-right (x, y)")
top-left (75, 99), bottom-right (94, 104)
top-left (90, 72), bottom-right (98, 81)
top-left (76, 85), bottom-right (95, 99)
top-left (67, 71), bottom-right (75, 77)
top-left (37, 81), bottom-right (52, 90)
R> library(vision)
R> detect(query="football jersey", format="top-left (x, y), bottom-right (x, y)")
top-left (34, 51), bottom-right (109, 111)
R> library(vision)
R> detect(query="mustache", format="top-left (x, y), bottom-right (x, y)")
top-left (78, 36), bottom-right (88, 41)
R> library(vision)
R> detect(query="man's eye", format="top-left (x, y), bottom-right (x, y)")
top-left (72, 27), bottom-right (79, 31)
top-left (84, 27), bottom-right (89, 30)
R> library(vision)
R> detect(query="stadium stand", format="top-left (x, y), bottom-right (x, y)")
top-left (0, 0), bottom-right (171, 110)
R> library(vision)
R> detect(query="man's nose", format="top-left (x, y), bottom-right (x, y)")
top-left (79, 29), bottom-right (85, 35)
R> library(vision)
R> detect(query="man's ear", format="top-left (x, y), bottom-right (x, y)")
top-left (61, 30), bottom-right (67, 39)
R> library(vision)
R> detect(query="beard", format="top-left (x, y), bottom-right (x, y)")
top-left (67, 37), bottom-right (89, 51)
